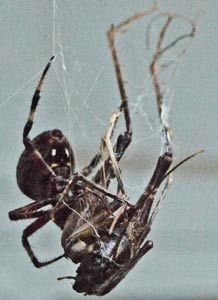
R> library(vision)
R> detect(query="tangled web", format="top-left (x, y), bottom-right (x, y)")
top-left (4, 2), bottom-right (201, 298)
top-left (50, 1), bottom-right (195, 202)
top-left (1, 2), bottom-right (196, 202)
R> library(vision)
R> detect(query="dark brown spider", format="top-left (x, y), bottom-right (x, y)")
top-left (9, 5), bottom-right (201, 296)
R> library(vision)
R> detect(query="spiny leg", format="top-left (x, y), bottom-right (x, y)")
top-left (8, 198), bottom-right (56, 221)
top-left (9, 197), bottom-right (65, 267)
top-left (22, 215), bottom-right (65, 268)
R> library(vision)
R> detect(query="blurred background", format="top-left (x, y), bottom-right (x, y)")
top-left (0, 1), bottom-right (217, 299)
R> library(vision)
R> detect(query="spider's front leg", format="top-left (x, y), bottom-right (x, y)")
top-left (23, 56), bottom-right (54, 142)
top-left (22, 56), bottom-right (56, 182)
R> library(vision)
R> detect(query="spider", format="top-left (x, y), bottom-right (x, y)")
top-left (9, 4), bottom-right (201, 296)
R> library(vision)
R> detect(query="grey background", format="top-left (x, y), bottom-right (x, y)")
top-left (1, 1), bottom-right (217, 300)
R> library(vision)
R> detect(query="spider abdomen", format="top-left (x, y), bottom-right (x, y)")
top-left (17, 130), bottom-right (75, 200)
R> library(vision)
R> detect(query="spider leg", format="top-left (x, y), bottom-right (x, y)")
top-left (8, 198), bottom-right (56, 220)
top-left (9, 198), bottom-right (65, 267)
top-left (22, 57), bottom-right (56, 180)
top-left (23, 56), bottom-right (54, 141)
top-left (22, 215), bottom-right (65, 268)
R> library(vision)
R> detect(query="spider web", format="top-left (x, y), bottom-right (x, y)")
top-left (0, 2), bottom-right (198, 300)
top-left (0, 1), bottom-right (194, 203)
top-left (50, 1), bottom-right (194, 202)
top-left (2, 2), bottom-right (218, 300)
top-left (0, 0), bottom-right (208, 299)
